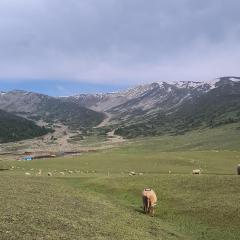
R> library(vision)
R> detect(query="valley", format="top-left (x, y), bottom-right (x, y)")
top-left (0, 123), bottom-right (240, 239)
top-left (1, 76), bottom-right (240, 145)
top-left (1, 1), bottom-right (239, 239)
top-left (0, 76), bottom-right (240, 239)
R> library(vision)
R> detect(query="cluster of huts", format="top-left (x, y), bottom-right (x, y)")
top-left (20, 150), bottom-right (97, 161)
top-left (21, 151), bottom-right (81, 161)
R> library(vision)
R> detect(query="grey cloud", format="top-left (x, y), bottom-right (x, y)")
top-left (0, 0), bottom-right (240, 83)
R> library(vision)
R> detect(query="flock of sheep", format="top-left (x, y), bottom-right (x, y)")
top-left (22, 164), bottom-right (240, 177)
top-left (23, 168), bottom-right (95, 177)
top-left (21, 164), bottom-right (240, 218)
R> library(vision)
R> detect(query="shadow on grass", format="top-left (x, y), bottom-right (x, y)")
top-left (134, 207), bottom-right (145, 214)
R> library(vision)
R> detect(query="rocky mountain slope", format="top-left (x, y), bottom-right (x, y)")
top-left (68, 79), bottom-right (215, 113)
top-left (0, 90), bottom-right (104, 129)
top-left (116, 77), bottom-right (240, 137)
top-left (65, 76), bottom-right (240, 137)
top-left (1, 76), bottom-right (240, 141)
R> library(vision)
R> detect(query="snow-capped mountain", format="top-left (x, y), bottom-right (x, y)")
top-left (68, 76), bottom-right (239, 115)
top-left (0, 76), bottom-right (240, 140)
top-left (113, 76), bottom-right (240, 137)
top-left (62, 76), bottom-right (240, 137)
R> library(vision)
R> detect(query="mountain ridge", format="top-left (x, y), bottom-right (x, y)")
top-left (0, 90), bottom-right (104, 129)
top-left (0, 76), bottom-right (240, 141)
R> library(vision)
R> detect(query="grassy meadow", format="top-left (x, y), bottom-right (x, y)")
top-left (0, 124), bottom-right (240, 239)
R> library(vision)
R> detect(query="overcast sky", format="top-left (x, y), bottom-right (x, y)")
top-left (0, 0), bottom-right (240, 94)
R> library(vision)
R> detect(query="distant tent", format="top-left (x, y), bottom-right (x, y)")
top-left (23, 156), bottom-right (32, 161)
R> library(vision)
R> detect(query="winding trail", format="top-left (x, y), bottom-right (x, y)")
top-left (95, 112), bottom-right (112, 128)
top-left (95, 112), bottom-right (125, 143)
top-left (107, 129), bottom-right (125, 144)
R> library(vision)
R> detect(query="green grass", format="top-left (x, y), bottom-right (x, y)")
top-left (1, 124), bottom-right (240, 239)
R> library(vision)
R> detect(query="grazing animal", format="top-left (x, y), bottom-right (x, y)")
top-left (237, 164), bottom-right (240, 175)
top-left (25, 172), bottom-right (31, 176)
top-left (129, 171), bottom-right (136, 176)
top-left (142, 188), bottom-right (157, 216)
top-left (59, 172), bottom-right (65, 175)
top-left (47, 172), bottom-right (52, 177)
top-left (192, 169), bottom-right (201, 174)
top-left (37, 169), bottom-right (42, 176)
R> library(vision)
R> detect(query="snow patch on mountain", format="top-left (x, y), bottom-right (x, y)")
top-left (229, 77), bottom-right (240, 82)
top-left (173, 81), bottom-right (203, 89)
top-left (202, 78), bottom-right (218, 89)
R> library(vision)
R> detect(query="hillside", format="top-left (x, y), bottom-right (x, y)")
top-left (1, 123), bottom-right (240, 239)
top-left (0, 110), bottom-right (51, 143)
top-left (1, 76), bottom-right (240, 140)
top-left (64, 76), bottom-right (240, 138)
top-left (0, 90), bottom-right (104, 129)
top-left (115, 77), bottom-right (240, 137)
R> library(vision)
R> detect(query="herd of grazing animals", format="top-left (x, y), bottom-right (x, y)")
top-left (20, 163), bottom-right (240, 217)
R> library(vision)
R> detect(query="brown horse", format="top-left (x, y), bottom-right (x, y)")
top-left (142, 188), bottom-right (157, 216)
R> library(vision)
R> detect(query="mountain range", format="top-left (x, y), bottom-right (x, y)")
top-left (66, 76), bottom-right (240, 137)
top-left (0, 76), bottom-right (240, 142)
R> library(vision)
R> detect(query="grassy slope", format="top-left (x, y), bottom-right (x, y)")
top-left (1, 123), bottom-right (240, 239)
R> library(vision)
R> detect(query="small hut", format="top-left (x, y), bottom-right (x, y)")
top-left (23, 156), bottom-right (33, 161)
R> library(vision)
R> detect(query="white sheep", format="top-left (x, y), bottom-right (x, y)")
top-left (36, 169), bottom-right (42, 176)
top-left (129, 171), bottom-right (136, 176)
top-left (25, 172), bottom-right (31, 176)
top-left (192, 169), bottom-right (201, 174)
top-left (48, 172), bottom-right (52, 177)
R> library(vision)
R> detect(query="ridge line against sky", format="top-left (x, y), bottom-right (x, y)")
top-left (0, 76), bottom-right (237, 97)
top-left (0, 80), bottom-right (129, 96)
top-left (0, 0), bottom-right (240, 95)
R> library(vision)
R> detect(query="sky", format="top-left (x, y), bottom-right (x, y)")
top-left (0, 0), bottom-right (240, 95)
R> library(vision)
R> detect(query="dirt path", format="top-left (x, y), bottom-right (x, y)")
top-left (107, 129), bottom-right (125, 144)
top-left (95, 112), bottom-right (112, 128)
top-left (0, 114), bottom-right (126, 159)
top-left (95, 112), bottom-right (125, 143)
